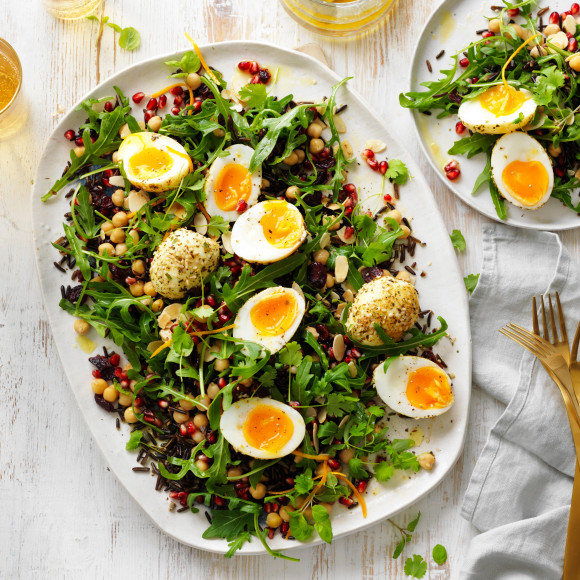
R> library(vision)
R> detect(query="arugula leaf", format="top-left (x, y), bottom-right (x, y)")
top-left (119, 27), bottom-right (140, 50)
top-left (404, 554), bottom-right (427, 578)
top-left (448, 133), bottom-right (496, 158)
top-left (312, 505), bottom-right (333, 544)
top-left (407, 512), bottom-right (421, 532)
top-left (393, 538), bottom-right (407, 559)
top-left (385, 159), bottom-right (409, 185)
top-left (464, 273), bottom-right (480, 294)
top-left (433, 544), bottom-right (448, 565)
top-left (450, 229), bottom-right (466, 251)
top-left (202, 508), bottom-right (256, 541)
top-left (125, 430), bottom-right (143, 450)
top-left (225, 531), bottom-right (252, 558)
top-left (239, 83), bottom-right (268, 110)
top-left (489, 179), bottom-right (507, 220)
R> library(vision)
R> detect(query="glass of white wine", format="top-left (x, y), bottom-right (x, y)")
top-left (0, 38), bottom-right (27, 140)
top-left (42, 0), bottom-right (103, 20)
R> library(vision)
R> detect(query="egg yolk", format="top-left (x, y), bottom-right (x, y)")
top-left (129, 147), bottom-right (174, 179)
top-left (406, 366), bottom-right (452, 410)
top-left (479, 84), bottom-right (527, 117)
top-left (214, 163), bottom-right (253, 211)
top-left (260, 201), bottom-right (304, 249)
top-left (243, 404), bottom-right (294, 453)
top-left (502, 160), bottom-right (549, 206)
top-left (250, 291), bottom-right (298, 337)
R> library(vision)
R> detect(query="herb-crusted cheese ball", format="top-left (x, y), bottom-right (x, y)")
top-left (346, 275), bottom-right (420, 345)
top-left (150, 228), bottom-right (220, 300)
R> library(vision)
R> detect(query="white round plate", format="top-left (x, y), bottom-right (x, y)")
top-left (410, 0), bottom-right (580, 230)
top-left (32, 41), bottom-right (471, 556)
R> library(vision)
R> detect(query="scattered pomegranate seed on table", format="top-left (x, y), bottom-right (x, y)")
top-left (455, 121), bottom-right (466, 135)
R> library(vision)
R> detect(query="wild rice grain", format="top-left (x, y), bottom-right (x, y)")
top-left (436, 50), bottom-right (445, 59)
top-left (53, 262), bottom-right (66, 273)
top-left (405, 265), bottom-right (416, 275)
top-left (132, 467), bottom-right (150, 473)
top-left (426, 59), bottom-right (432, 72)
top-left (537, 6), bottom-right (549, 16)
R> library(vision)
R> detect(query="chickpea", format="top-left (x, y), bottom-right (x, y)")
top-left (396, 270), bottom-right (411, 282)
top-left (124, 407), bottom-right (139, 423)
top-left (339, 448), bottom-right (355, 464)
top-left (227, 467), bottom-right (243, 478)
top-left (543, 23), bottom-right (561, 36)
top-left (98, 243), bottom-right (115, 256)
top-left (91, 378), bottom-right (108, 395)
top-left (261, 178), bottom-right (271, 190)
top-left (195, 459), bottom-right (210, 472)
top-left (111, 189), bottom-right (125, 207)
top-left (129, 379), bottom-right (141, 393)
top-left (548, 143), bottom-right (562, 157)
top-left (307, 122), bottom-right (323, 138)
top-left (173, 410), bottom-right (190, 424)
top-left (112, 211), bottom-right (129, 228)
top-left (313, 249), bottom-right (329, 265)
top-left (109, 228), bottom-right (126, 244)
top-left (294, 496), bottom-right (308, 509)
top-left (283, 151), bottom-right (299, 166)
top-left (400, 224), bottom-right (411, 239)
top-left (152, 298), bottom-right (164, 313)
top-left (179, 398), bottom-right (195, 411)
top-left (319, 503), bottom-right (333, 515)
top-left (309, 138), bottom-right (325, 155)
top-left (186, 72), bottom-right (202, 90)
top-left (214, 358), bottom-right (230, 372)
top-left (323, 216), bottom-right (341, 231)
top-left (207, 382), bottom-right (221, 400)
top-left (115, 243), bottom-right (128, 256)
top-left (195, 395), bottom-right (211, 411)
top-left (192, 431), bottom-right (205, 443)
top-left (74, 146), bottom-right (85, 157)
top-left (128, 229), bottom-right (140, 245)
top-left (147, 115), bottom-right (163, 132)
top-left (103, 386), bottom-right (119, 403)
top-left (239, 377), bottom-right (253, 387)
top-left (101, 222), bottom-right (114, 235)
top-left (132, 259), bottom-right (146, 276)
top-left (570, 54), bottom-right (580, 72)
top-left (325, 273), bottom-right (335, 289)
top-left (488, 18), bottom-right (501, 33)
top-left (143, 281), bottom-right (157, 297)
top-left (285, 185), bottom-right (300, 200)
top-left (129, 281), bottom-right (144, 297)
top-left (74, 319), bottom-right (90, 335)
top-left (279, 506), bottom-right (294, 522)
top-left (418, 452), bottom-right (436, 470)
top-left (266, 513), bottom-right (282, 528)
top-left (193, 413), bottom-right (209, 429)
top-left (249, 483), bottom-right (267, 500)
top-left (303, 507), bottom-right (313, 522)
top-left (118, 393), bottom-right (133, 407)
top-left (213, 128), bottom-right (226, 138)
top-left (294, 149), bottom-right (306, 163)
top-left (386, 209), bottom-right (403, 224)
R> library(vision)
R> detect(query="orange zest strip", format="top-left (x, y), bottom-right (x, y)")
top-left (196, 202), bottom-right (211, 223)
top-left (332, 472), bottom-right (367, 518)
top-left (185, 33), bottom-right (221, 86)
top-left (292, 450), bottom-right (330, 462)
top-left (150, 323), bottom-right (236, 358)
top-left (502, 33), bottom-right (540, 88)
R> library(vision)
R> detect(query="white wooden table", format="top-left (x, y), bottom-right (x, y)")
top-left (2, 0), bottom-right (578, 578)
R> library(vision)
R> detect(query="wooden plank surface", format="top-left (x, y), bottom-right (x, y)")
top-left (1, 0), bottom-right (576, 578)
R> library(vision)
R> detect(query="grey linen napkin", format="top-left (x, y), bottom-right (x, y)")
top-left (460, 223), bottom-right (576, 580)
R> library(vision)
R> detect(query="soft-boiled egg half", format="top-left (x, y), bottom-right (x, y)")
top-left (233, 286), bottom-right (305, 353)
top-left (458, 84), bottom-right (536, 134)
top-left (117, 132), bottom-right (193, 193)
top-left (204, 144), bottom-right (261, 222)
top-left (374, 356), bottom-right (454, 419)
top-left (231, 200), bottom-right (307, 264)
top-left (491, 132), bottom-right (554, 209)
top-left (220, 397), bottom-right (306, 459)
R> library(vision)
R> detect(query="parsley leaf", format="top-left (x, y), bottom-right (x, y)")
top-left (534, 66), bottom-right (566, 106)
top-left (294, 468), bottom-right (314, 495)
top-left (374, 461), bottom-right (395, 482)
top-left (125, 429), bottom-right (143, 450)
top-left (464, 273), bottom-right (480, 294)
top-left (450, 229), bottom-right (466, 251)
top-left (326, 393), bottom-right (358, 418)
top-left (348, 457), bottom-right (369, 480)
top-left (239, 83), bottom-right (269, 110)
top-left (404, 555), bottom-right (427, 578)
top-left (433, 544), bottom-right (448, 565)
top-left (206, 215), bottom-right (229, 237)
top-left (385, 159), bottom-right (410, 185)
top-left (279, 342), bottom-right (303, 367)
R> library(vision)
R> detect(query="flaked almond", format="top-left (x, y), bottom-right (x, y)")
top-left (127, 190), bottom-right (150, 213)
top-left (319, 232), bottom-right (331, 249)
top-left (203, 343), bottom-right (222, 362)
top-left (334, 254), bottom-right (349, 283)
top-left (312, 422), bottom-right (320, 454)
top-left (193, 212), bottom-right (208, 235)
top-left (317, 406), bottom-right (328, 424)
top-left (330, 291), bottom-right (340, 301)
top-left (564, 14), bottom-right (577, 35)
top-left (169, 202), bottom-right (187, 219)
top-left (333, 334), bottom-right (345, 361)
top-left (365, 139), bottom-right (387, 153)
top-left (348, 360), bottom-right (357, 378)
top-left (306, 326), bottom-right (319, 340)
top-left (335, 302), bottom-right (346, 319)
top-left (341, 139), bottom-right (354, 160)
top-left (159, 328), bottom-right (173, 342)
top-left (292, 281), bottom-right (305, 301)
top-left (108, 175), bottom-right (125, 188)
top-left (343, 288), bottom-right (354, 303)
top-left (222, 232), bottom-right (233, 254)
top-left (327, 202), bottom-right (341, 211)
top-left (158, 303), bottom-right (183, 329)
top-left (334, 115), bottom-right (347, 134)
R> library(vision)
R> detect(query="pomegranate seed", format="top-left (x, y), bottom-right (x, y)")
top-left (170, 86), bottom-right (184, 96)
top-left (173, 95), bottom-right (183, 106)
top-left (482, 31), bottom-right (494, 38)
top-left (384, 193), bottom-right (392, 203)
top-left (444, 160), bottom-right (459, 172)
top-left (550, 11), bottom-right (560, 24)
top-left (170, 492), bottom-right (179, 499)
top-left (132, 92), bottom-right (145, 104)
top-left (193, 101), bottom-right (202, 113)
top-left (171, 107), bottom-right (180, 115)
top-left (379, 160), bottom-right (388, 175)
top-left (206, 295), bottom-right (216, 307)
top-left (281, 522), bottom-right (289, 535)
top-left (144, 110), bottom-right (154, 123)
top-left (146, 98), bottom-right (158, 111)
top-left (125, 277), bottom-right (136, 286)
top-left (249, 61), bottom-right (260, 75)
top-left (362, 148), bottom-right (375, 159)
top-left (562, 11), bottom-right (570, 19)
top-left (104, 101), bottom-right (114, 112)
top-left (109, 353), bottom-right (120, 366)
top-left (214, 496), bottom-right (226, 507)
top-left (179, 424), bottom-right (187, 436)
top-left (446, 169), bottom-right (461, 181)
top-left (75, 136), bottom-right (84, 147)
top-left (250, 74), bottom-right (261, 84)
top-left (569, 38), bottom-right (578, 52)
top-left (158, 400), bottom-right (169, 409)
top-left (268, 528), bottom-right (275, 540)
top-left (236, 199), bottom-right (248, 213)
top-left (158, 94), bottom-right (167, 108)
top-left (555, 167), bottom-right (565, 177)
top-left (134, 397), bottom-right (143, 407)
top-left (455, 121), bottom-right (466, 135)
top-left (328, 458), bottom-right (340, 470)
top-left (459, 57), bottom-right (469, 67)
top-left (219, 378), bottom-right (226, 388)
top-left (357, 480), bottom-right (368, 493)
top-left (367, 159), bottom-right (379, 171)
top-left (339, 497), bottom-right (354, 507)
top-left (507, 7), bottom-right (519, 17)
top-left (329, 347), bottom-right (335, 359)
top-left (572, 3), bottom-right (580, 15)
top-left (219, 313), bottom-right (232, 324)
top-left (320, 147), bottom-right (331, 159)
top-left (344, 226), bottom-right (354, 239)
top-left (92, 369), bottom-right (101, 379)
top-left (344, 183), bottom-right (357, 193)
top-left (350, 347), bottom-right (362, 358)
top-left (114, 368), bottom-right (122, 379)
top-left (90, 135), bottom-right (97, 144)
top-left (120, 371), bottom-right (128, 381)
top-left (238, 61), bottom-right (251, 71)
top-left (64, 129), bottom-right (75, 141)
top-left (105, 169), bottom-right (114, 177)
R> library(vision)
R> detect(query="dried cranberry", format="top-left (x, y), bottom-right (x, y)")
top-left (258, 69), bottom-right (271, 83)
top-left (94, 394), bottom-right (115, 413)
top-left (361, 266), bottom-right (383, 283)
top-left (315, 324), bottom-right (329, 341)
top-left (64, 284), bottom-right (84, 303)
top-left (307, 262), bottom-right (327, 288)
top-left (89, 355), bottom-right (116, 381)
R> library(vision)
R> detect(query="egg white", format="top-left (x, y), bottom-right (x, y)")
top-left (231, 200), bottom-right (306, 264)
top-left (204, 144), bottom-right (261, 222)
top-left (490, 132), bottom-right (554, 210)
top-left (220, 397), bottom-right (306, 459)
top-left (458, 87), bottom-right (536, 135)
top-left (117, 132), bottom-right (193, 193)
top-left (374, 356), bottom-right (454, 419)
top-left (233, 286), bottom-right (305, 354)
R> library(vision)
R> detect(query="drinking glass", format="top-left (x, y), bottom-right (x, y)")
top-left (0, 38), bottom-right (27, 140)
top-left (42, 0), bottom-right (103, 20)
